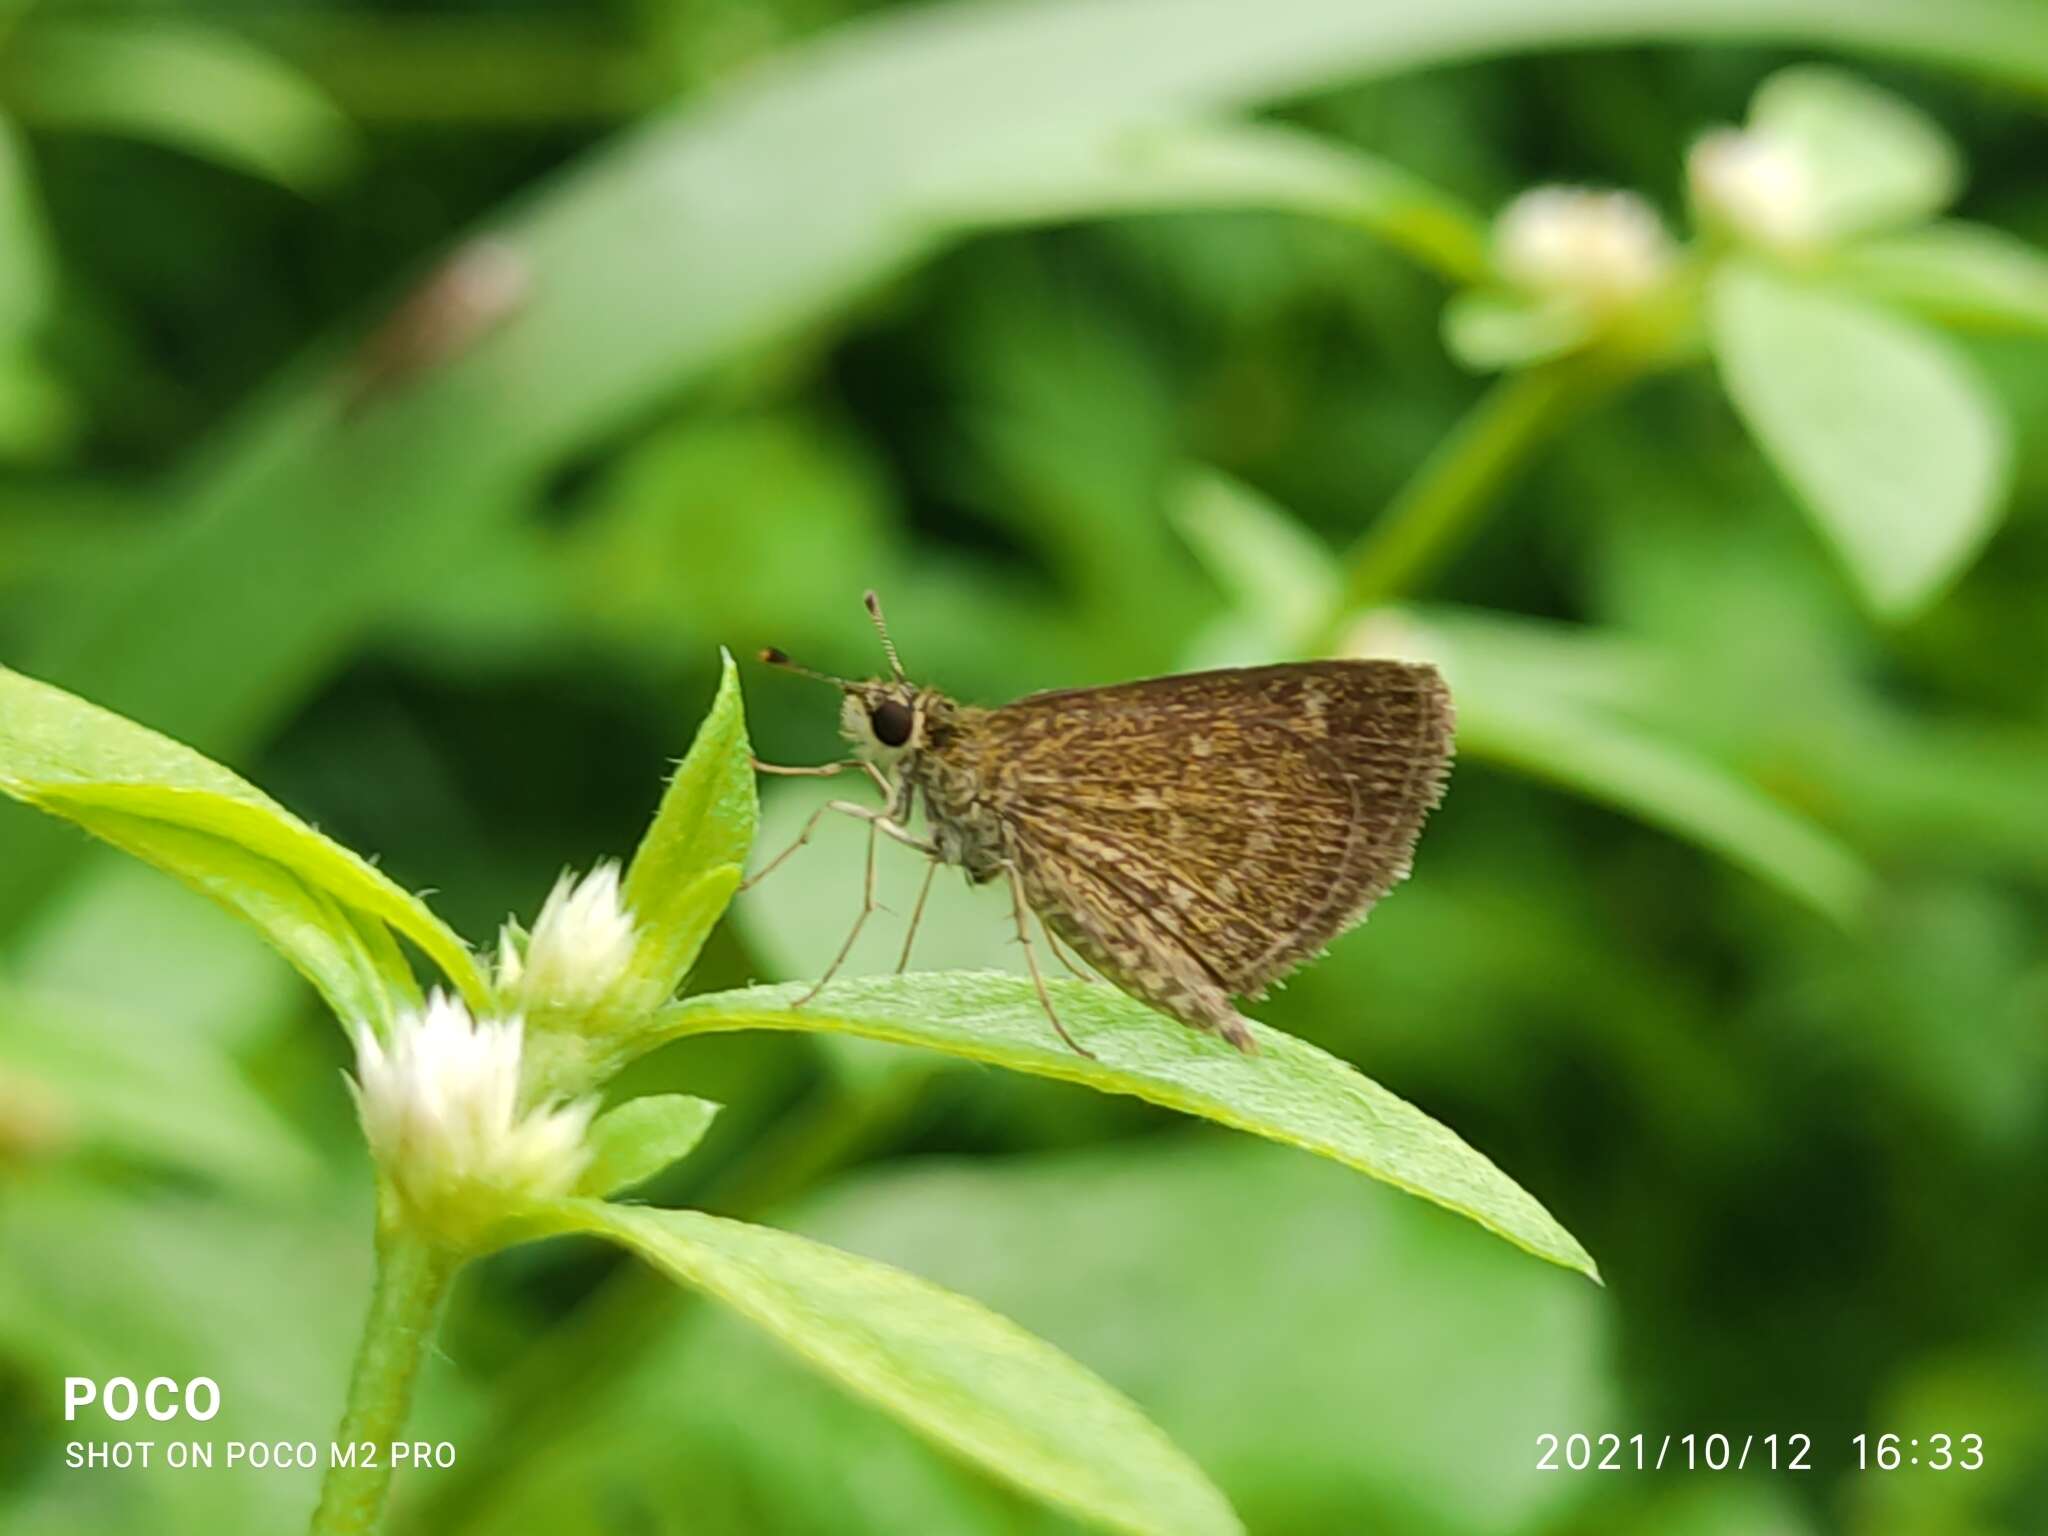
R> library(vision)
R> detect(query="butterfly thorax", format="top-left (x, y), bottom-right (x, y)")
top-left (898, 695), bottom-right (1012, 883)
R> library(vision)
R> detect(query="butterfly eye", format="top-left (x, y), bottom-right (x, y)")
top-left (870, 699), bottom-right (915, 747)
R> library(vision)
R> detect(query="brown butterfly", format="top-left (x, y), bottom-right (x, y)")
top-left (751, 594), bottom-right (1455, 1058)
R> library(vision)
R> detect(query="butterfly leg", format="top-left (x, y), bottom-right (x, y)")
top-left (740, 799), bottom-right (838, 893)
top-left (894, 857), bottom-right (941, 975)
top-left (1003, 862), bottom-right (1096, 1060)
top-left (1041, 918), bottom-right (1097, 984)
top-left (785, 800), bottom-right (938, 1007)
top-left (795, 818), bottom-right (880, 1006)
top-left (740, 764), bottom-right (899, 893)
top-left (752, 756), bottom-right (893, 796)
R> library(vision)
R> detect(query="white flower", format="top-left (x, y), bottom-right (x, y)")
top-left (1494, 187), bottom-right (1673, 310)
top-left (494, 919), bottom-right (526, 991)
top-left (349, 994), bottom-right (594, 1232)
top-left (508, 862), bottom-right (639, 1015)
top-left (1688, 128), bottom-right (1822, 251)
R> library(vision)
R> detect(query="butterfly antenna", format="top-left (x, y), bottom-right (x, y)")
top-left (863, 590), bottom-right (907, 681)
top-left (758, 647), bottom-right (854, 689)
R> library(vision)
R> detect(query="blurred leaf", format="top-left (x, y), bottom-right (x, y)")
top-left (1624, 1486), bottom-right (1821, 1536)
top-left (0, 984), bottom-right (316, 1193)
top-left (576, 1094), bottom-right (722, 1197)
top-left (3, 17), bottom-right (361, 193)
top-left (1833, 221), bottom-right (2048, 334)
top-left (1, 1179), bottom-right (393, 1536)
top-left (1441, 290), bottom-right (1595, 371)
top-left (1172, 467), bottom-right (1339, 653)
top-left (1383, 607), bottom-right (1875, 923)
top-left (1848, 1352), bottom-right (2047, 1531)
top-left (1749, 65), bottom-right (1961, 237)
top-left (561, 415), bottom-right (893, 662)
top-left (1816, 713), bottom-right (2048, 876)
top-left (1191, 482), bottom-right (1866, 923)
top-left (9, 861), bottom-right (306, 1052)
top-left (534, 1199), bottom-right (1244, 1536)
top-left (0, 116), bottom-right (68, 464)
top-left (0, 664), bottom-right (487, 1016)
top-left (1334, 362), bottom-right (1611, 617)
top-left (942, 117), bottom-right (1490, 283)
top-left (1392, 607), bottom-right (1665, 717)
top-left (0, 115), bottom-right (52, 342)
top-left (621, 651), bottom-right (757, 999)
top-left (787, 1143), bottom-right (1609, 1535)
top-left (481, 1141), bottom-right (1610, 1536)
top-left (1710, 263), bottom-right (2010, 616)
top-left (29, 808), bottom-right (418, 1031)
top-left (1465, 695), bottom-right (1873, 925)
top-left (657, 974), bottom-right (1599, 1279)
top-left (945, 263), bottom-right (1211, 670)
top-left (0, 348), bottom-right (75, 462)
top-left (1784, 881), bottom-right (2048, 1148)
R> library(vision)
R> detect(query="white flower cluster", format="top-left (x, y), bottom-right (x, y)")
top-left (1493, 187), bottom-right (1673, 311)
top-left (1687, 128), bottom-right (1822, 251)
top-left (498, 861), bottom-right (640, 1015)
top-left (350, 993), bottom-right (593, 1231)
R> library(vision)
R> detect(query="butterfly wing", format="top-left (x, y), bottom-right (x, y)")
top-left (975, 661), bottom-right (1452, 1019)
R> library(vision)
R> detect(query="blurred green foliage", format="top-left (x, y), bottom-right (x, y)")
top-left (4, 0), bottom-right (2048, 1532)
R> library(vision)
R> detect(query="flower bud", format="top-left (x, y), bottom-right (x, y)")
top-left (349, 994), bottom-right (594, 1241)
top-left (1687, 128), bottom-right (1822, 251)
top-left (1494, 187), bottom-right (1673, 311)
top-left (506, 862), bottom-right (639, 1017)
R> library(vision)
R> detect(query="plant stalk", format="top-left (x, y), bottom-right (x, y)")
top-left (397, 1073), bottom-right (921, 1535)
top-left (308, 1224), bottom-right (457, 1536)
top-left (1322, 359), bottom-right (1612, 647)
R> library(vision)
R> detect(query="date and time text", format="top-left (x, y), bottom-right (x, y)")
top-left (1537, 1431), bottom-right (1985, 1473)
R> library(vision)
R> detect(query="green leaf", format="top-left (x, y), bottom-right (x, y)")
top-left (653, 974), bottom-right (1599, 1280)
top-left (0, 984), bottom-right (320, 1194)
top-left (1441, 290), bottom-right (1596, 371)
top-left (1464, 697), bottom-right (1873, 925)
top-left (1393, 606), bottom-right (1664, 716)
top-left (533, 1200), bottom-right (1243, 1536)
top-left (476, 1140), bottom-right (1611, 1536)
top-left (0, 117), bottom-right (54, 343)
top-left (1749, 65), bottom-right (1961, 237)
top-left (4, 18), bottom-right (361, 194)
top-left (942, 118), bottom-right (1490, 284)
top-left (1833, 222), bottom-right (2048, 335)
top-left (772, 1144), bottom-right (1610, 1533)
top-left (575, 1094), bottom-right (722, 1197)
top-left (35, 806), bottom-right (421, 1033)
top-left (1171, 468), bottom-right (1340, 654)
top-left (0, 349), bottom-right (77, 464)
top-left (1710, 264), bottom-right (2010, 616)
top-left (1384, 606), bottom-right (1875, 925)
top-left (35, 783), bottom-right (486, 1009)
top-left (0, 664), bottom-right (487, 1016)
top-left (4, 1180), bottom-right (377, 1533)
top-left (1332, 363), bottom-right (1609, 619)
top-left (621, 651), bottom-right (757, 997)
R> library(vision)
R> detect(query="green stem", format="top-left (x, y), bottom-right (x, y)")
top-left (308, 1225), bottom-right (458, 1536)
top-left (1321, 359), bottom-right (1613, 645)
top-left (398, 1074), bottom-right (920, 1536)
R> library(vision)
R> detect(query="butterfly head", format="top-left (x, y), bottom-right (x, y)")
top-left (761, 590), bottom-right (942, 765)
top-left (838, 679), bottom-right (929, 762)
